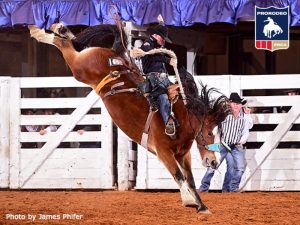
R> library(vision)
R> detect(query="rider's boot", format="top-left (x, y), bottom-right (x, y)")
top-left (146, 96), bottom-right (159, 112)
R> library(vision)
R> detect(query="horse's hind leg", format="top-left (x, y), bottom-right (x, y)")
top-left (157, 150), bottom-right (210, 214)
top-left (28, 25), bottom-right (75, 52)
top-left (50, 23), bottom-right (76, 40)
top-left (28, 25), bottom-right (77, 69)
top-left (176, 152), bottom-right (211, 214)
top-left (28, 25), bottom-right (56, 46)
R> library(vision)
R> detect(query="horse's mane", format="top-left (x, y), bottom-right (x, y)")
top-left (179, 68), bottom-right (205, 116)
top-left (198, 84), bottom-right (230, 125)
top-left (72, 24), bottom-right (127, 56)
top-left (179, 68), bottom-right (229, 123)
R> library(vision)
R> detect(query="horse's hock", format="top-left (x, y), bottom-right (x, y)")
top-left (0, 75), bottom-right (300, 191)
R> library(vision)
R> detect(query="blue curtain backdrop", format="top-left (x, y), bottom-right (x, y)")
top-left (0, 0), bottom-right (299, 28)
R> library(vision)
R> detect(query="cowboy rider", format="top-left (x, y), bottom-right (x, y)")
top-left (140, 23), bottom-right (177, 136)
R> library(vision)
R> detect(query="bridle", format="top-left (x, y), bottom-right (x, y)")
top-left (196, 118), bottom-right (209, 150)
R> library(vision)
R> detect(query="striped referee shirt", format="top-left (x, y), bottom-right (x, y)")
top-left (221, 110), bottom-right (246, 145)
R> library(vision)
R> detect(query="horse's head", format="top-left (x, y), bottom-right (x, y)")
top-left (195, 85), bottom-right (230, 169)
top-left (177, 67), bottom-right (230, 169)
top-left (195, 116), bottom-right (218, 169)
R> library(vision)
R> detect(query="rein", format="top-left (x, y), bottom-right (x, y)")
top-left (185, 106), bottom-right (208, 150)
top-left (109, 4), bottom-right (139, 72)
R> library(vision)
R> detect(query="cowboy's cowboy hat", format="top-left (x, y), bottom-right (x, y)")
top-left (229, 92), bottom-right (247, 105)
top-left (147, 24), bottom-right (172, 43)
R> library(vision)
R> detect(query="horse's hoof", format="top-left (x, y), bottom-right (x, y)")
top-left (197, 205), bottom-right (212, 214)
top-left (28, 25), bottom-right (40, 35)
top-left (197, 208), bottom-right (212, 214)
top-left (50, 23), bottom-right (63, 33)
top-left (182, 202), bottom-right (198, 207)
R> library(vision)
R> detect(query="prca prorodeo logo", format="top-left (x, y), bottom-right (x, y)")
top-left (255, 6), bottom-right (289, 51)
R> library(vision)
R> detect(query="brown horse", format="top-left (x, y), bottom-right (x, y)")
top-left (28, 24), bottom-right (228, 213)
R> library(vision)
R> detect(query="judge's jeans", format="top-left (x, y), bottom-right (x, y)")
top-left (199, 145), bottom-right (246, 192)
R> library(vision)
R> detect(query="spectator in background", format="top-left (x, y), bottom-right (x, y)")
top-left (21, 109), bottom-right (39, 148)
top-left (39, 108), bottom-right (71, 148)
top-left (277, 89), bottom-right (299, 113)
top-left (22, 109), bottom-right (39, 132)
top-left (49, 88), bottom-right (67, 98)
top-left (39, 109), bottom-right (58, 135)
top-left (199, 92), bottom-right (253, 192)
top-left (76, 125), bottom-right (101, 148)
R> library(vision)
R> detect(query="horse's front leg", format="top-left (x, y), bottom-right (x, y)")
top-left (176, 152), bottom-right (211, 214)
top-left (157, 150), bottom-right (210, 214)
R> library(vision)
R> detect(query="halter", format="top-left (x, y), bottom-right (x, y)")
top-left (196, 119), bottom-right (222, 154)
top-left (196, 118), bottom-right (208, 150)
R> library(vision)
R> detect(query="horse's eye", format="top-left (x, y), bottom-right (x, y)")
top-left (208, 132), bottom-right (213, 137)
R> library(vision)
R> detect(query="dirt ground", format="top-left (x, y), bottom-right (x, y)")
top-left (0, 190), bottom-right (299, 225)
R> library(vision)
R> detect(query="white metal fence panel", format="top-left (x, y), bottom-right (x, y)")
top-left (1, 76), bottom-right (114, 189)
top-left (0, 78), bottom-right (10, 188)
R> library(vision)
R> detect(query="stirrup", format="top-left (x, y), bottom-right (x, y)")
top-left (165, 119), bottom-right (176, 136)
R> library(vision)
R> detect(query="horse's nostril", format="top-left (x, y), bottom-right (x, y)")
top-left (202, 157), bottom-right (210, 167)
top-left (211, 160), bottom-right (218, 169)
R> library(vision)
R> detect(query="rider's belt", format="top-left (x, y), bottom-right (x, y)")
top-left (147, 72), bottom-right (167, 78)
top-left (147, 72), bottom-right (169, 86)
top-left (159, 73), bottom-right (167, 80)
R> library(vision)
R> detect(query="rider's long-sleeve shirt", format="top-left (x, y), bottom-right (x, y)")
top-left (141, 37), bottom-right (171, 74)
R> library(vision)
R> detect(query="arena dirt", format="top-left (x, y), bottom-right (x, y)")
top-left (0, 191), bottom-right (299, 225)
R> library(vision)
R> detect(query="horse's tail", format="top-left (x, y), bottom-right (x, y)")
top-left (72, 24), bottom-right (128, 55)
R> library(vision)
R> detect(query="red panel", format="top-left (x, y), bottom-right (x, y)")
top-left (267, 41), bottom-right (272, 51)
top-left (256, 41), bottom-right (261, 48)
